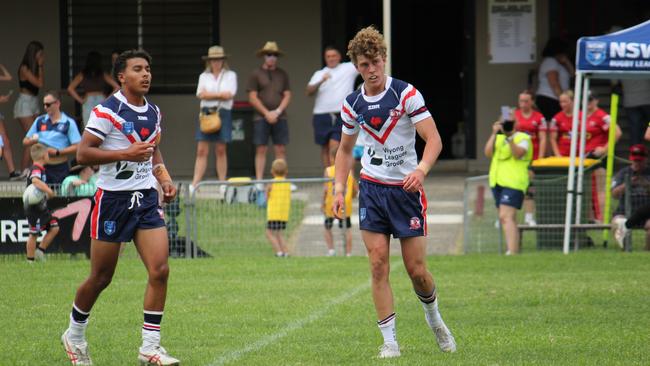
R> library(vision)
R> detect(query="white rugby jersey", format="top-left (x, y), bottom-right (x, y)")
top-left (85, 91), bottom-right (161, 191)
top-left (341, 77), bottom-right (432, 184)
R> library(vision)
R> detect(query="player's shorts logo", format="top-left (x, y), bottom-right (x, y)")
top-left (104, 220), bottom-right (116, 235)
top-left (122, 121), bottom-right (134, 134)
top-left (360, 208), bottom-right (367, 222)
top-left (409, 217), bottom-right (421, 230)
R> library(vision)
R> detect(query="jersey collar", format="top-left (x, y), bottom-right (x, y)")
top-left (114, 90), bottom-right (149, 113)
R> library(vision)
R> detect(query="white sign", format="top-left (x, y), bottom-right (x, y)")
top-left (488, 0), bottom-right (536, 64)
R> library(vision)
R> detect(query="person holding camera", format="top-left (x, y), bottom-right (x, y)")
top-left (484, 112), bottom-right (533, 255)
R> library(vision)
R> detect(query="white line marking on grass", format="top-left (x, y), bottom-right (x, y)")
top-left (207, 261), bottom-right (403, 366)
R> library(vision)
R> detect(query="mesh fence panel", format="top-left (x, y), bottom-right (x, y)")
top-left (189, 178), bottom-right (355, 258)
top-left (463, 165), bottom-right (650, 253)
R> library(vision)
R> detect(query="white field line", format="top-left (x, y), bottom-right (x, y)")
top-left (206, 260), bottom-right (403, 366)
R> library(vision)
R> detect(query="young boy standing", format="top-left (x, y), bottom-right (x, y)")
top-left (24, 143), bottom-right (58, 262)
top-left (322, 147), bottom-right (357, 256)
top-left (265, 158), bottom-right (290, 257)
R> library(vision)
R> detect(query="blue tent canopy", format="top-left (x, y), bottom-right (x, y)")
top-left (576, 19), bottom-right (650, 78)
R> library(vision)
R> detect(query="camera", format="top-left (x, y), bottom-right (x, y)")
top-left (502, 120), bottom-right (515, 133)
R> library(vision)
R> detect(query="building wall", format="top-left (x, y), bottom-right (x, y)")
top-left (0, 1), bottom-right (555, 177)
top-left (0, 0), bottom-right (323, 180)
top-left (471, 0), bottom-right (550, 171)
top-left (0, 0), bottom-right (61, 177)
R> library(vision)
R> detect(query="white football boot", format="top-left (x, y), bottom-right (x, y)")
top-left (138, 345), bottom-right (180, 365)
top-left (378, 342), bottom-right (401, 358)
top-left (61, 329), bottom-right (92, 365)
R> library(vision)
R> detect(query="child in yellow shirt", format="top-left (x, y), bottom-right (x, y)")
top-left (323, 148), bottom-right (358, 256)
top-left (266, 159), bottom-right (291, 257)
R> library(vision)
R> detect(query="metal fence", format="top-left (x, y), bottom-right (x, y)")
top-left (463, 168), bottom-right (650, 253)
top-left (187, 178), bottom-right (357, 258)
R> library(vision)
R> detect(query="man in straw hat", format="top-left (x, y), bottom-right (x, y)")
top-left (247, 41), bottom-right (291, 183)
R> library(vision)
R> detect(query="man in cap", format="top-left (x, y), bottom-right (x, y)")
top-left (247, 41), bottom-right (291, 183)
top-left (612, 144), bottom-right (650, 249)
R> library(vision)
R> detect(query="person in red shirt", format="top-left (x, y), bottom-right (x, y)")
top-left (549, 90), bottom-right (575, 157)
top-left (585, 92), bottom-right (621, 221)
top-left (515, 90), bottom-right (547, 159)
top-left (514, 90), bottom-right (547, 225)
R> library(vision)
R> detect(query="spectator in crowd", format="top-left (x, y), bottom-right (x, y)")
top-left (620, 78), bottom-right (650, 145)
top-left (22, 90), bottom-right (81, 185)
top-left (190, 45), bottom-right (237, 193)
top-left (306, 46), bottom-right (358, 168)
top-left (484, 112), bottom-right (533, 255)
top-left (247, 41), bottom-right (291, 182)
top-left (549, 90), bottom-right (575, 157)
top-left (111, 49), bottom-right (121, 66)
top-left (60, 160), bottom-right (97, 196)
top-left (23, 143), bottom-right (58, 263)
top-left (584, 91), bottom-right (622, 222)
top-left (322, 146), bottom-right (357, 257)
top-left (535, 38), bottom-right (574, 121)
top-left (616, 126), bottom-right (650, 248)
top-left (0, 63), bottom-right (22, 179)
top-left (265, 158), bottom-right (290, 257)
top-left (514, 90), bottom-right (547, 226)
top-left (67, 51), bottom-right (119, 125)
top-left (612, 145), bottom-right (650, 249)
top-left (15, 41), bottom-right (45, 177)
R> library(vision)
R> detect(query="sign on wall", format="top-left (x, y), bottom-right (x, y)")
top-left (488, 0), bottom-right (536, 64)
top-left (0, 197), bottom-right (92, 257)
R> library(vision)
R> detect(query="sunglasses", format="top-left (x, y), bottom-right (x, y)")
top-left (43, 101), bottom-right (57, 108)
top-left (264, 53), bottom-right (279, 58)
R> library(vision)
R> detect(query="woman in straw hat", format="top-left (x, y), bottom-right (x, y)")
top-left (190, 45), bottom-right (238, 193)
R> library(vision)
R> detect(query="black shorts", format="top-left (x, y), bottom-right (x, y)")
top-left (25, 203), bottom-right (59, 234)
top-left (324, 217), bottom-right (352, 229)
top-left (267, 220), bottom-right (287, 230)
top-left (253, 118), bottom-right (289, 146)
top-left (312, 113), bottom-right (342, 145)
top-left (46, 161), bottom-right (70, 185)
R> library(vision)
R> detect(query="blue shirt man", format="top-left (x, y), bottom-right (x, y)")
top-left (23, 91), bottom-right (81, 184)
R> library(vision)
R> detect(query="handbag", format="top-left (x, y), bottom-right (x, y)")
top-left (198, 70), bottom-right (224, 134)
top-left (199, 109), bottom-right (221, 134)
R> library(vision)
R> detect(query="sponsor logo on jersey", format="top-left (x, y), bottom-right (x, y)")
top-left (122, 122), bottom-right (134, 134)
top-left (140, 127), bottom-right (150, 138)
top-left (138, 115), bottom-right (148, 120)
top-left (368, 104), bottom-right (380, 110)
top-left (389, 109), bottom-right (401, 118)
top-left (104, 220), bottom-right (116, 235)
top-left (409, 217), bottom-right (421, 230)
top-left (586, 41), bottom-right (607, 66)
top-left (356, 114), bottom-right (365, 125)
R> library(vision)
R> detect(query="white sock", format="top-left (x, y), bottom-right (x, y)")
top-left (68, 314), bottom-right (88, 344)
top-left (141, 310), bottom-right (163, 351)
top-left (422, 299), bottom-right (443, 328)
top-left (377, 313), bottom-right (397, 345)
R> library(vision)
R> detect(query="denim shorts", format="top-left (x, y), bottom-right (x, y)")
top-left (82, 94), bottom-right (105, 125)
top-left (14, 93), bottom-right (39, 118)
top-left (195, 108), bottom-right (232, 143)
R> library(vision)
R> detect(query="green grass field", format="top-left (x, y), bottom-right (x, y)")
top-left (1, 251), bottom-right (649, 365)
